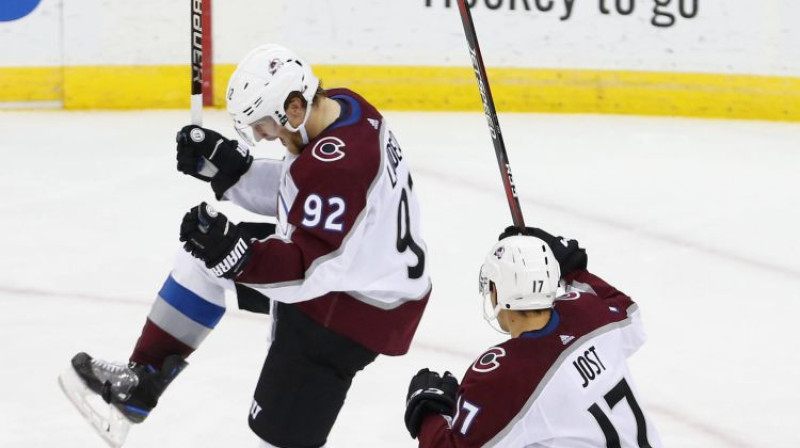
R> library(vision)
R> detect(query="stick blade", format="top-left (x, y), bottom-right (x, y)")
top-left (58, 367), bottom-right (132, 448)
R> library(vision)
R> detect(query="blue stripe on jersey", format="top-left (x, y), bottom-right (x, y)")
top-left (328, 94), bottom-right (362, 130)
top-left (158, 276), bottom-right (225, 329)
top-left (520, 309), bottom-right (561, 339)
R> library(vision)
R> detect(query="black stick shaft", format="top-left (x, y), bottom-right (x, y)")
top-left (190, 0), bottom-right (203, 126)
top-left (190, 0), bottom-right (218, 178)
top-left (456, 0), bottom-right (525, 229)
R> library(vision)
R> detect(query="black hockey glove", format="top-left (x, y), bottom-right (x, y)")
top-left (499, 225), bottom-right (588, 276)
top-left (404, 368), bottom-right (459, 439)
top-left (175, 125), bottom-right (253, 200)
top-left (179, 202), bottom-right (252, 279)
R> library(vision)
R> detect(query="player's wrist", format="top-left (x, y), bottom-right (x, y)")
top-left (418, 411), bottom-right (448, 438)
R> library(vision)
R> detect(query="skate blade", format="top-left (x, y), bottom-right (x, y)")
top-left (58, 367), bottom-right (131, 448)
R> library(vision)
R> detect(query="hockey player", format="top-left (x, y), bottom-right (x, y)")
top-left (59, 44), bottom-right (431, 448)
top-left (404, 226), bottom-right (662, 447)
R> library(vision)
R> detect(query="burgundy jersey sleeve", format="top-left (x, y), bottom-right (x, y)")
top-left (564, 269), bottom-right (635, 312)
top-left (418, 342), bottom-right (542, 448)
top-left (236, 237), bottom-right (306, 285)
top-left (563, 269), bottom-right (647, 359)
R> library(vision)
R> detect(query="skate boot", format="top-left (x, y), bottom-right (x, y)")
top-left (59, 352), bottom-right (187, 447)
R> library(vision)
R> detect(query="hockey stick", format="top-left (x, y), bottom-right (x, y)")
top-left (456, 0), bottom-right (525, 228)
top-left (190, 0), bottom-right (203, 126)
top-left (191, 0), bottom-right (219, 178)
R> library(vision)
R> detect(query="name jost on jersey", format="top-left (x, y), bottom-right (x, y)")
top-left (572, 345), bottom-right (607, 388)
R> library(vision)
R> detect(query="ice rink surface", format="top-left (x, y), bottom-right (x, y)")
top-left (1, 108), bottom-right (798, 447)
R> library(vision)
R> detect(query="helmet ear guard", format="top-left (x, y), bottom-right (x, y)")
top-left (226, 44), bottom-right (320, 146)
top-left (479, 236), bottom-right (562, 331)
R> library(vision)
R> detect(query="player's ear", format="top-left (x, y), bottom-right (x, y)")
top-left (285, 96), bottom-right (306, 123)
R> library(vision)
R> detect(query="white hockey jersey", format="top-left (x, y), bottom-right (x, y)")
top-left (418, 270), bottom-right (662, 447)
top-left (231, 88), bottom-right (431, 355)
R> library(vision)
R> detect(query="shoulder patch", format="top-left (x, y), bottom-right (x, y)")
top-left (471, 347), bottom-right (506, 373)
top-left (312, 136), bottom-right (346, 162)
top-left (558, 291), bottom-right (582, 301)
top-left (367, 118), bottom-right (380, 130)
top-left (560, 334), bottom-right (575, 345)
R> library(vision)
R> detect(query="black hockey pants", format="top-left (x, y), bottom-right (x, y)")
top-left (248, 302), bottom-right (378, 448)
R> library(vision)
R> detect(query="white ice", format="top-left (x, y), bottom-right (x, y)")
top-left (0, 108), bottom-right (798, 447)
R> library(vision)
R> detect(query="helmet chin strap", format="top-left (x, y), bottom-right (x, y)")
top-left (286, 103), bottom-right (314, 145)
top-left (297, 124), bottom-right (310, 145)
top-left (482, 292), bottom-right (509, 335)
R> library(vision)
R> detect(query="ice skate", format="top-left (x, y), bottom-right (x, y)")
top-left (58, 352), bottom-right (186, 447)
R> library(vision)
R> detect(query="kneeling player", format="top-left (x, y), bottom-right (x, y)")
top-left (404, 227), bottom-right (663, 447)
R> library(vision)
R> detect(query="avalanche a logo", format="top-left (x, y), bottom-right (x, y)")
top-left (268, 58), bottom-right (284, 75)
top-left (312, 137), bottom-right (346, 162)
top-left (493, 246), bottom-right (505, 259)
top-left (471, 347), bottom-right (506, 373)
top-left (557, 291), bottom-right (582, 302)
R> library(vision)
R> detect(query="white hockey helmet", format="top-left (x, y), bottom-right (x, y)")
top-left (226, 44), bottom-right (320, 146)
top-left (479, 235), bottom-right (561, 326)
